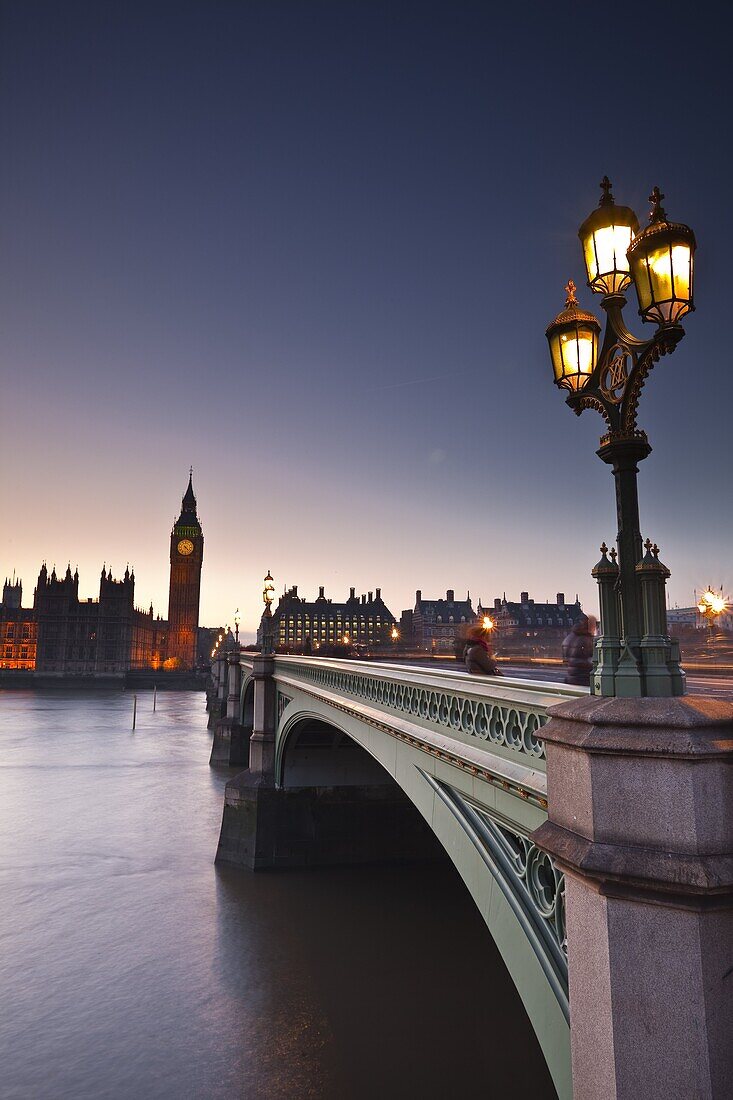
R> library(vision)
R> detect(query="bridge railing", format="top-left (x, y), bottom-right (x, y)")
top-left (243, 654), bottom-right (587, 771)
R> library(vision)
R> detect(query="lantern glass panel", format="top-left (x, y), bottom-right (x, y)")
top-left (549, 323), bottom-right (597, 390)
top-left (582, 222), bottom-right (635, 295)
top-left (631, 240), bottom-right (693, 324)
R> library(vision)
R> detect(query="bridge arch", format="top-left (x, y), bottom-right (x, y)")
top-left (239, 675), bottom-right (254, 729)
top-left (274, 694), bottom-right (570, 1096)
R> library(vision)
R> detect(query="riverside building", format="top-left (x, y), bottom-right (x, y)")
top-left (264, 585), bottom-right (396, 651)
top-left (480, 592), bottom-right (584, 639)
top-left (412, 589), bottom-right (476, 653)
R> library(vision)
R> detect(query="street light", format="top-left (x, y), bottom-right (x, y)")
top-left (261, 570), bottom-right (275, 655)
top-left (482, 615), bottom-right (494, 632)
top-left (234, 608), bottom-right (240, 646)
top-left (546, 177), bottom-right (696, 698)
top-left (390, 626), bottom-right (399, 643)
top-left (697, 588), bottom-right (726, 643)
top-left (627, 188), bottom-right (696, 325)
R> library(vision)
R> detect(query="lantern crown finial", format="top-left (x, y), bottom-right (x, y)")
top-left (648, 186), bottom-right (667, 223)
top-left (564, 279), bottom-right (578, 307)
top-left (599, 175), bottom-right (615, 207)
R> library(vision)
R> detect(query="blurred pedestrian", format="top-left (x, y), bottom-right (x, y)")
top-left (562, 614), bottom-right (596, 686)
top-left (464, 624), bottom-right (501, 676)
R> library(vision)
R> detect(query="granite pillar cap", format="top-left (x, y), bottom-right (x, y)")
top-left (541, 694), bottom-right (733, 757)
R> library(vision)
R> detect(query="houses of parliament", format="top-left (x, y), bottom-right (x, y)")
top-left (0, 474), bottom-right (204, 676)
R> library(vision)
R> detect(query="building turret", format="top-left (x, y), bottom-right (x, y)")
top-left (2, 575), bottom-right (22, 609)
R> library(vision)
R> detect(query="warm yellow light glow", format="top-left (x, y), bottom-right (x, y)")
top-left (546, 284), bottom-right (600, 393)
top-left (627, 207), bottom-right (696, 326)
top-left (649, 244), bottom-right (690, 300)
top-left (699, 590), bottom-right (727, 616)
top-left (582, 223), bottom-right (634, 294)
top-left (390, 626), bottom-right (399, 640)
top-left (482, 616), bottom-right (494, 630)
top-left (343, 634), bottom-right (350, 644)
top-left (551, 329), bottom-right (596, 389)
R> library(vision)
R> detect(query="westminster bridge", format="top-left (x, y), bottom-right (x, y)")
top-left (207, 651), bottom-right (732, 1100)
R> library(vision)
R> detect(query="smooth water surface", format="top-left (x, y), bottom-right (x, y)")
top-left (0, 689), bottom-right (554, 1099)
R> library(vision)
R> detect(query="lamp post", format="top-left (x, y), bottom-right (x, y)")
top-left (546, 178), bottom-right (696, 697)
top-left (390, 625), bottom-right (399, 648)
top-left (482, 615), bottom-right (494, 632)
top-left (261, 570), bottom-right (275, 655)
top-left (697, 587), bottom-right (726, 643)
top-left (234, 608), bottom-right (240, 647)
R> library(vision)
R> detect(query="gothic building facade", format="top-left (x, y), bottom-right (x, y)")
top-left (0, 577), bottom-right (37, 669)
top-left (0, 474), bottom-right (203, 674)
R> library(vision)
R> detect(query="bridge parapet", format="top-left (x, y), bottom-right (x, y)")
top-left (242, 654), bottom-right (586, 766)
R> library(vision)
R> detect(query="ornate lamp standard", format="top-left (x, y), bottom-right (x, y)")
top-left (261, 571), bottom-right (275, 654)
top-left (234, 608), bottom-right (240, 647)
top-left (546, 178), bottom-right (696, 697)
top-left (697, 587), bottom-right (726, 643)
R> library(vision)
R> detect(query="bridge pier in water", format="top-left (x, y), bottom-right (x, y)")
top-left (216, 657), bottom-right (441, 868)
top-left (210, 652), bottom-right (252, 765)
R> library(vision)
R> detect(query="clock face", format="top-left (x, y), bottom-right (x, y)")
top-left (177, 538), bottom-right (194, 556)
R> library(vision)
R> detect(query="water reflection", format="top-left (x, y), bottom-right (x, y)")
top-left (0, 689), bottom-right (554, 1099)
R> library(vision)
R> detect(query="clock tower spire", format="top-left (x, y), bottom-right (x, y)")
top-left (167, 470), bottom-right (204, 669)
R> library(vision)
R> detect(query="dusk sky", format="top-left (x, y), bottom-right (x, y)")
top-left (2, 2), bottom-right (731, 638)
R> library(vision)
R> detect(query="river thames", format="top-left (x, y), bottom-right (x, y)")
top-left (0, 689), bottom-right (554, 1099)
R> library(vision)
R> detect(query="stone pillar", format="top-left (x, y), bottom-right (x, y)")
top-left (591, 543), bottom-right (621, 696)
top-left (207, 654), bottom-right (228, 728)
top-left (210, 652), bottom-right (247, 766)
top-left (533, 696), bottom-right (733, 1100)
top-left (248, 654), bottom-right (277, 780)
top-left (216, 653), bottom-right (278, 868)
top-left (216, 656), bottom-right (227, 705)
top-left (226, 651), bottom-right (241, 721)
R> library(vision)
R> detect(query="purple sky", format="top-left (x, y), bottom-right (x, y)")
top-left (1, 2), bottom-right (731, 638)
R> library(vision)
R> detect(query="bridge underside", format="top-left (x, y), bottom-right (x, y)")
top-left (216, 717), bottom-right (445, 869)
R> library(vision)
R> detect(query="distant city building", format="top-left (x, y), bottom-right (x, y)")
top-left (481, 592), bottom-right (583, 638)
top-left (262, 585), bottom-right (396, 651)
top-left (413, 589), bottom-right (476, 653)
top-left (666, 606), bottom-right (699, 629)
top-left (398, 608), bottom-right (414, 645)
top-left (668, 599), bottom-right (733, 633)
top-left (0, 474), bottom-right (204, 675)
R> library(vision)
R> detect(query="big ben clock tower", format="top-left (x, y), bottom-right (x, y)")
top-left (167, 470), bottom-right (204, 669)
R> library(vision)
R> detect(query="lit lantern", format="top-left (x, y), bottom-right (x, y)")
top-left (579, 176), bottom-right (639, 295)
top-left (263, 570), bottom-right (275, 608)
top-left (627, 187), bottom-right (696, 325)
top-left (546, 280), bottom-right (600, 392)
